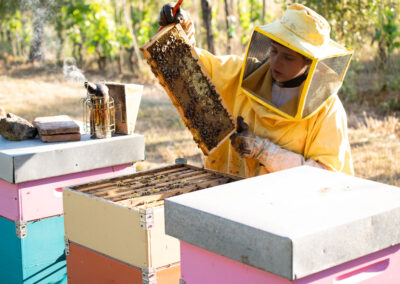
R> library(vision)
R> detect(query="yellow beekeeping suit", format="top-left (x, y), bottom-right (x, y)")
top-left (196, 48), bottom-right (354, 178)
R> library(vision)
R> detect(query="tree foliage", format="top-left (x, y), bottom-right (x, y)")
top-left (61, 0), bottom-right (121, 69)
top-left (282, 1), bottom-right (399, 62)
top-left (0, 0), bottom-right (398, 82)
top-left (282, 0), bottom-right (399, 90)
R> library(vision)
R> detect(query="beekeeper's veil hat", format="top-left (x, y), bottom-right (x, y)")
top-left (241, 3), bottom-right (353, 120)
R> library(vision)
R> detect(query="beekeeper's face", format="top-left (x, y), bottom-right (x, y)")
top-left (269, 41), bottom-right (311, 83)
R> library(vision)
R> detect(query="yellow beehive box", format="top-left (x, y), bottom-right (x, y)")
top-left (63, 164), bottom-right (241, 270)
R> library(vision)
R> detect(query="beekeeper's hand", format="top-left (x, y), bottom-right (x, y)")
top-left (158, 2), bottom-right (195, 46)
top-left (230, 116), bottom-right (259, 158)
top-left (230, 116), bottom-right (328, 172)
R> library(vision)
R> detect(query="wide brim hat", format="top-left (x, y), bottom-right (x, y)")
top-left (259, 3), bottom-right (351, 59)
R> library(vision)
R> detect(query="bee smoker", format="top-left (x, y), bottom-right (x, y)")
top-left (82, 81), bottom-right (115, 139)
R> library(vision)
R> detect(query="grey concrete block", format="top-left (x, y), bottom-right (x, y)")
top-left (0, 134), bottom-right (145, 183)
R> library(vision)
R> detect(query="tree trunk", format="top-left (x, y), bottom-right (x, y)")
top-left (201, 0), bottom-right (215, 54)
top-left (6, 29), bottom-right (14, 56)
top-left (118, 47), bottom-right (123, 74)
top-left (12, 33), bottom-right (18, 57)
top-left (377, 40), bottom-right (388, 91)
top-left (28, 4), bottom-right (45, 63)
top-left (126, 47), bottom-right (135, 72)
top-left (97, 51), bottom-right (106, 71)
top-left (77, 42), bottom-right (83, 66)
top-left (16, 33), bottom-right (23, 57)
top-left (376, 2), bottom-right (388, 91)
top-left (262, 0), bottom-right (266, 23)
top-left (224, 0), bottom-right (231, 54)
top-left (236, 0), bottom-right (241, 28)
top-left (250, 0), bottom-right (254, 21)
top-left (128, 4), bottom-right (144, 73)
top-left (55, 18), bottom-right (64, 66)
top-left (113, 2), bottom-right (123, 74)
top-left (56, 36), bottom-right (64, 66)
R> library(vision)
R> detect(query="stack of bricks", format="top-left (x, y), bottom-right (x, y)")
top-left (63, 163), bottom-right (241, 283)
top-left (0, 134), bottom-right (144, 283)
top-left (32, 115), bottom-right (81, 143)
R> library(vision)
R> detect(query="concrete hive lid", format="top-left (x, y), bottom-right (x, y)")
top-left (0, 132), bottom-right (144, 183)
top-left (165, 166), bottom-right (400, 280)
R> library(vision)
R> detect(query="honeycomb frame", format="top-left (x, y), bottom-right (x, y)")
top-left (141, 24), bottom-right (235, 155)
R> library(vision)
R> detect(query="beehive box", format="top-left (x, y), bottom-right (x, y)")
top-left (0, 164), bottom-right (135, 222)
top-left (0, 133), bottom-right (143, 221)
top-left (165, 166), bottom-right (400, 283)
top-left (141, 24), bottom-right (235, 155)
top-left (66, 241), bottom-right (180, 284)
top-left (63, 164), bottom-right (241, 272)
top-left (0, 215), bottom-right (67, 283)
top-left (106, 82), bottom-right (143, 135)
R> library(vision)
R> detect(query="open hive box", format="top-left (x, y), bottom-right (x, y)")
top-left (141, 24), bottom-right (235, 155)
top-left (63, 164), bottom-right (241, 282)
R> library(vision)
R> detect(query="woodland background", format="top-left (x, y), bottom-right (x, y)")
top-left (0, 0), bottom-right (399, 185)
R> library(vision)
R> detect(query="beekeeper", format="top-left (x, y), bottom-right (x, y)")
top-left (158, 3), bottom-right (354, 177)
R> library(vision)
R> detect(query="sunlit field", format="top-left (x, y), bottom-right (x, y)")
top-left (1, 64), bottom-right (399, 186)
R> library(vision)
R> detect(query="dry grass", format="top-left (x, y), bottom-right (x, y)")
top-left (0, 75), bottom-right (85, 121)
top-left (349, 116), bottom-right (400, 186)
top-left (0, 64), bottom-right (399, 186)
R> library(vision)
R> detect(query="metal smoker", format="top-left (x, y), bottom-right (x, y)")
top-left (82, 81), bottom-right (115, 139)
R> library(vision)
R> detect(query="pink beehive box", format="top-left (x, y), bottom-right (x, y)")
top-left (0, 132), bottom-right (144, 282)
top-left (0, 133), bottom-right (144, 221)
top-left (165, 166), bottom-right (400, 284)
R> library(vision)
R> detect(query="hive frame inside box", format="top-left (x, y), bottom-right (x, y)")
top-left (63, 164), bottom-right (241, 270)
top-left (141, 24), bottom-right (236, 155)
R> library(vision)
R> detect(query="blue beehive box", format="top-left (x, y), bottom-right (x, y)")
top-left (0, 215), bottom-right (67, 283)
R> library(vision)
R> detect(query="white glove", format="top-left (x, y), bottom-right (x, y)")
top-left (230, 116), bottom-right (327, 172)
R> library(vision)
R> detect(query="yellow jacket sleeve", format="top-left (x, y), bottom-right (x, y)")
top-left (195, 48), bottom-right (243, 113)
top-left (304, 95), bottom-right (354, 175)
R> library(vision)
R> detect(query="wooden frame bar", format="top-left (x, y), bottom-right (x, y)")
top-left (69, 164), bottom-right (241, 207)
